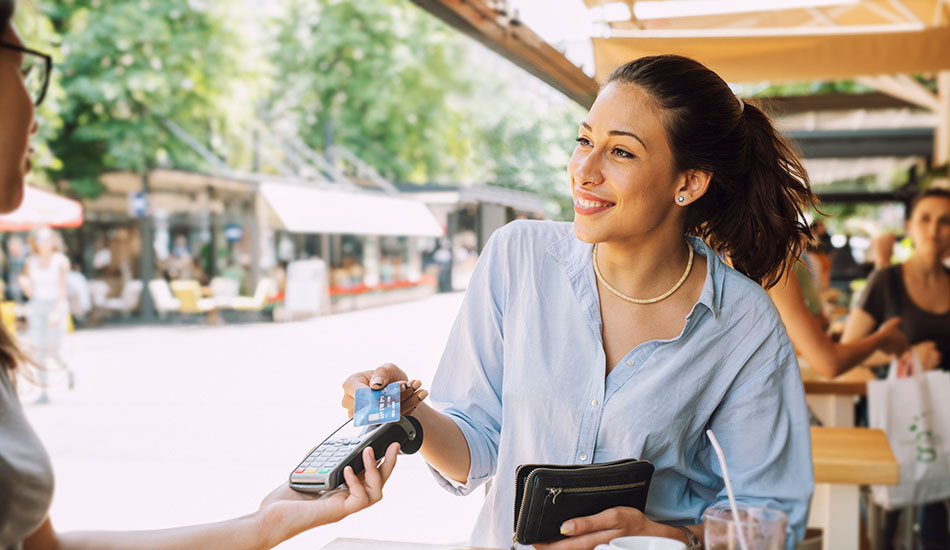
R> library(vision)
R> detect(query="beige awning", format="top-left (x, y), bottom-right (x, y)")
top-left (586, 0), bottom-right (950, 83)
top-left (593, 26), bottom-right (950, 83)
top-left (260, 182), bottom-right (444, 237)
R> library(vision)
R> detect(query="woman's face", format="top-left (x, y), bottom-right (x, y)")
top-left (907, 196), bottom-right (950, 260)
top-left (0, 23), bottom-right (35, 214)
top-left (568, 82), bottom-right (683, 245)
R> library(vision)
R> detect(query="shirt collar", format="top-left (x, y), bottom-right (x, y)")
top-left (546, 229), bottom-right (724, 318)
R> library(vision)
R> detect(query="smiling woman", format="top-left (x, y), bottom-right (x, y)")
top-left (342, 54), bottom-right (818, 550)
top-left (580, 56), bottom-right (816, 290)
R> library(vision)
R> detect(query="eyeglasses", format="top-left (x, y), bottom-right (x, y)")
top-left (0, 42), bottom-right (52, 107)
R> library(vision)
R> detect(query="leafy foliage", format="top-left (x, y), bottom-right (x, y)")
top-left (35, 0), bottom-right (264, 197)
top-left (267, 0), bottom-right (474, 183)
top-left (20, 0), bottom-right (583, 218)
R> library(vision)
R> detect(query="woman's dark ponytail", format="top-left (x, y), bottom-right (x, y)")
top-left (608, 55), bottom-right (817, 289)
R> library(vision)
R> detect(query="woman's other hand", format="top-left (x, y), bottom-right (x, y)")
top-left (873, 317), bottom-right (909, 356)
top-left (341, 363), bottom-right (427, 418)
top-left (255, 442), bottom-right (399, 548)
top-left (908, 341), bottom-right (941, 371)
top-left (534, 507), bottom-right (689, 550)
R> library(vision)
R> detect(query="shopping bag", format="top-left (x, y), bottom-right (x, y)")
top-left (868, 354), bottom-right (950, 509)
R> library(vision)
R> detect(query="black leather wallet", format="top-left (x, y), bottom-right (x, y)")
top-left (513, 458), bottom-right (654, 545)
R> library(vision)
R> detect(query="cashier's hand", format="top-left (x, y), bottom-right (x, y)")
top-left (341, 362), bottom-right (428, 418)
top-left (535, 507), bottom-right (659, 550)
top-left (255, 443), bottom-right (399, 547)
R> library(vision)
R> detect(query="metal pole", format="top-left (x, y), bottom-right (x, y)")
top-left (139, 171), bottom-right (155, 320)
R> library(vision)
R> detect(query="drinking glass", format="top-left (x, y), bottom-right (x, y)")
top-left (703, 504), bottom-right (786, 550)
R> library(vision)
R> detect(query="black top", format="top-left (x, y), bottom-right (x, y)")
top-left (858, 265), bottom-right (950, 372)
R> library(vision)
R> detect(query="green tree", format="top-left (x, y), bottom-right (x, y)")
top-left (268, 0), bottom-right (473, 183)
top-left (45, 0), bottom-right (264, 198)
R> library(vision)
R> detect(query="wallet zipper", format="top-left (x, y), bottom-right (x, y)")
top-left (513, 464), bottom-right (538, 543)
top-left (546, 481), bottom-right (646, 505)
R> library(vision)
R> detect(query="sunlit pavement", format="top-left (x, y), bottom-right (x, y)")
top-left (24, 292), bottom-right (486, 550)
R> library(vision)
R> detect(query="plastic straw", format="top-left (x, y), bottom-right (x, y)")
top-left (706, 429), bottom-right (751, 550)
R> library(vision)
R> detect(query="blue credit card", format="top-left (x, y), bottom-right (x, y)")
top-left (353, 382), bottom-right (401, 427)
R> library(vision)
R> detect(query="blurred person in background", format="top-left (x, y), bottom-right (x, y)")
top-left (842, 187), bottom-right (950, 549)
top-left (91, 234), bottom-right (111, 275)
top-left (5, 233), bottom-right (27, 301)
top-left (843, 188), bottom-right (950, 372)
top-left (18, 227), bottom-right (72, 403)
top-left (768, 260), bottom-right (908, 380)
top-left (808, 221), bottom-right (833, 291)
top-left (65, 259), bottom-right (91, 326)
top-left (0, 3), bottom-right (398, 549)
top-left (165, 233), bottom-right (199, 280)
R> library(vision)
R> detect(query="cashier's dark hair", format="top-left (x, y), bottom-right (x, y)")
top-left (607, 55), bottom-right (817, 289)
top-left (0, 0), bottom-right (31, 385)
top-left (0, 1), bottom-right (13, 32)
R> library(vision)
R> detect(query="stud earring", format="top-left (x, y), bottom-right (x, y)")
top-left (677, 196), bottom-right (686, 203)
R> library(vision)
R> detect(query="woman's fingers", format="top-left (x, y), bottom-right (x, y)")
top-left (342, 365), bottom-right (417, 417)
top-left (341, 373), bottom-right (369, 416)
top-left (401, 389), bottom-right (428, 415)
top-left (369, 363), bottom-right (406, 389)
top-left (399, 379), bottom-right (422, 400)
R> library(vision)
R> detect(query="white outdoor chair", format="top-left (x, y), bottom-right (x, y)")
top-left (88, 279), bottom-right (110, 309)
top-left (232, 278), bottom-right (275, 311)
top-left (209, 277), bottom-right (240, 309)
top-left (148, 279), bottom-right (182, 319)
top-left (101, 280), bottom-right (143, 317)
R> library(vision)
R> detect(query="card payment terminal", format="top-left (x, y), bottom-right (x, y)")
top-left (289, 415), bottom-right (423, 493)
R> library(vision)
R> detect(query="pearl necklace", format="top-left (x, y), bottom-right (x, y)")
top-left (593, 242), bottom-right (694, 305)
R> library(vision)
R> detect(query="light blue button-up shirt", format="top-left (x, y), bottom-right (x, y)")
top-left (428, 220), bottom-right (813, 550)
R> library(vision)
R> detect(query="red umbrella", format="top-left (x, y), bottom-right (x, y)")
top-left (0, 185), bottom-right (83, 231)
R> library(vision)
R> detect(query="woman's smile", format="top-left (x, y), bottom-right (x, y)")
top-left (573, 188), bottom-right (616, 215)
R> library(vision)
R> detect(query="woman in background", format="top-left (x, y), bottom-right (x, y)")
top-left (842, 187), bottom-right (950, 550)
top-left (18, 227), bottom-right (72, 402)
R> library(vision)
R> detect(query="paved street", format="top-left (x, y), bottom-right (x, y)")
top-left (23, 292), bottom-right (486, 549)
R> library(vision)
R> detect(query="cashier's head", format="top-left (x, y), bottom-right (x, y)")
top-left (596, 55), bottom-right (817, 289)
top-left (0, 0), bottom-right (34, 214)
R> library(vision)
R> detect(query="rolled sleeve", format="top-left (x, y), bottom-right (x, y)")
top-left (427, 410), bottom-right (499, 495)
top-left (427, 231), bottom-right (507, 496)
top-left (706, 340), bottom-right (814, 549)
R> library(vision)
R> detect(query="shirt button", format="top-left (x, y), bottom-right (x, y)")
top-left (579, 452), bottom-right (588, 461)
top-left (626, 359), bottom-right (635, 367)
top-left (591, 399), bottom-right (599, 407)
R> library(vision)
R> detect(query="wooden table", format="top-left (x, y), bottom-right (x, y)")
top-left (809, 426), bottom-right (898, 550)
top-left (321, 538), bottom-right (496, 550)
top-left (801, 363), bottom-right (875, 427)
top-left (324, 427), bottom-right (899, 550)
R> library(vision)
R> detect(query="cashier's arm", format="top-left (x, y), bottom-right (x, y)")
top-left (342, 363), bottom-right (472, 484)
